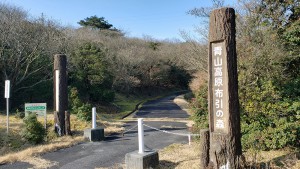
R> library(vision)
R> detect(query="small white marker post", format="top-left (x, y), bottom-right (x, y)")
top-left (188, 134), bottom-right (191, 145)
top-left (4, 80), bottom-right (10, 134)
top-left (125, 118), bottom-right (158, 168)
top-left (92, 107), bottom-right (97, 129)
top-left (138, 118), bottom-right (144, 154)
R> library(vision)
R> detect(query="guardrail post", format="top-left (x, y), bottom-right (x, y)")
top-left (83, 107), bottom-right (104, 142)
top-left (125, 118), bottom-right (159, 168)
top-left (138, 118), bottom-right (144, 154)
top-left (92, 107), bottom-right (97, 129)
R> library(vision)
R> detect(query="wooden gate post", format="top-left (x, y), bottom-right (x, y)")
top-left (200, 129), bottom-right (210, 168)
top-left (54, 54), bottom-right (69, 136)
top-left (208, 8), bottom-right (244, 168)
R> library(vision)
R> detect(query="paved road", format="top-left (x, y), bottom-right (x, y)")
top-left (134, 95), bottom-right (189, 119)
top-left (1, 94), bottom-right (190, 169)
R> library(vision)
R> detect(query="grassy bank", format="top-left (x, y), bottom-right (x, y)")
top-left (0, 113), bottom-right (125, 164)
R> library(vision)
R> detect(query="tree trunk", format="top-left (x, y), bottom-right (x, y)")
top-left (53, 54), bottom-right (68, 136)
top-left (208, 8), bottom-right (245, 168)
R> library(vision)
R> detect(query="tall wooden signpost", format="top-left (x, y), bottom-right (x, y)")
top-left (54, 54), bottom-right (70, 136)
top-left (203, 8), bottom-right (244, 169)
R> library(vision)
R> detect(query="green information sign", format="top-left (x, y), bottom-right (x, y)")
top-left (25, 103), bottom-right (47, 116)
top-left (26, 106), bottom-right (46, 111)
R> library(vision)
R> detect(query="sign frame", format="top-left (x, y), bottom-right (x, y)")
top-left (25, 103), bottom-right (47, 129)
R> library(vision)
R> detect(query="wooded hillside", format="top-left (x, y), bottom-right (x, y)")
top-left (0, 3), bottom-right (201, 111)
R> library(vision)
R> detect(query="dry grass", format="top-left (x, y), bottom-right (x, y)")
top-left (245, 149), bottom-right (291, 164)
top-left (159, 144), bottom-right (300, 169)
top-left (0, 115), bottom-right (23, 131)
top-left (0, 113), bottom-right (125, 166)
top-left (158, 143), bottom-right (200, 169)
top-left (23, 156), bottom-right (58, 169)
top-left (0, 136), bottom-right (84, 164)
top-left (291, 160), bottom-right (300, 169)
top-left (93, 143), bottom-right (201, 169)
top-left (97, 143), bottom-right (299, 169)
top-left (244, 148), bottom-right (300, 168)
top-left (99, 120), bottom-right (125, 135)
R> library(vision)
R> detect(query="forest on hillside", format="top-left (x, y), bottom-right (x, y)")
top-left (0, 0), bottom-right (299, 151)
top-left (0, 3), bottom-right (200, 110)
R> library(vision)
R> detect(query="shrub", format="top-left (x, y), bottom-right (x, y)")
top-left (21, 113), bottom-right (46, 144)
top-left (69, 87), bottom-right (82, 113)
top-left (190, 78), bottom-right (300, 150)
top-left (242, 116), bottom-right (300, 150)
top-left (240, 79), bottom-right (300, 150)
top-left (190, 83), bottom-right (208, 130)
top-left (76, 103), bottom-right (92, 121)
top-left (90, 88), bottom-right (115, 102)
top-left (15, 109), bottom-right (25, 119)
top-left (69, 87), bottom-right (92, 121)
top-left (183, 92), bottom-right (194, 101)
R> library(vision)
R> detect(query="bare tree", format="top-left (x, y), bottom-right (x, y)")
top-left (179, 0), bottom-right (228, 74)
top-left (0, 3), bottom-right (66, 94)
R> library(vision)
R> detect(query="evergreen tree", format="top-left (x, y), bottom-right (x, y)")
top-left (78, 15), bottom-right (114, 30)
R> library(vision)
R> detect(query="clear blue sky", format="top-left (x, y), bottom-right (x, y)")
top-left (3, 0), bottom-right (237, 40)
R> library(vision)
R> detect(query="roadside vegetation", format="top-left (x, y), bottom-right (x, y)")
top-left (188, 0), bottom-right (300, 168)
top-left (0, 1), bottom-right (194, 157)
top-left (0, 0), bottom-right (299, 168)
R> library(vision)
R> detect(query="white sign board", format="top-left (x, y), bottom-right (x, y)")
top-left (211, 42), bottom-right (228, 134)
top-left (25, 103), bottom-right (47, 116)
top-left (5, 80), bottom-right (10, 98)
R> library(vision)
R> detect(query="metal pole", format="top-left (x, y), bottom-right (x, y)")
top-left (5, 80), bottom-right (10, 134)
top-left (138, 118), bottom-right (144, 154)
top-left (45, 112), bottom-right (47, 129)
top-left (92, 107), bottom-right (97, 129)
top-left (6, 98), bottom-right (9, 134)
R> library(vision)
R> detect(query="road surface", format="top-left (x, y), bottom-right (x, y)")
top-left (1, 94), bottom-right (190, 169)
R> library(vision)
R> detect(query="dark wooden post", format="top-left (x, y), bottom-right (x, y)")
top-left (200, 129), bottom-right (210, 169)
top-left (65, 111), bottom-right (71, 135)
top-left (208, 8), bottom-right (244, 168)
top-left (54, 54), bottom-right (68, 136)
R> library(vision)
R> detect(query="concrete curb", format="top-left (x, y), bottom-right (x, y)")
top-left (121, 101), bottom-right (143, 119)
